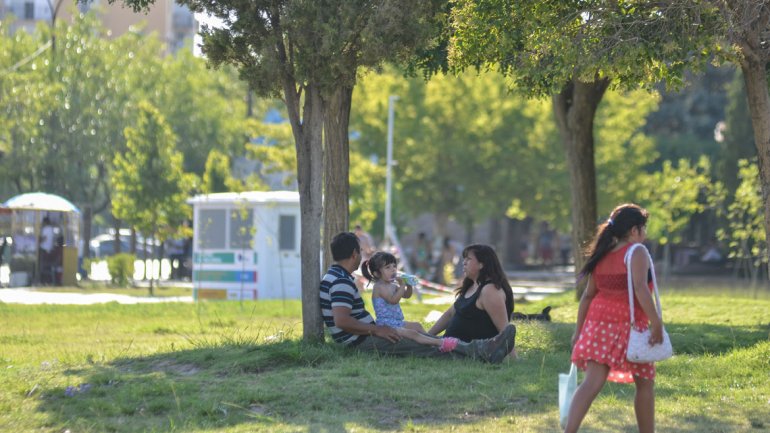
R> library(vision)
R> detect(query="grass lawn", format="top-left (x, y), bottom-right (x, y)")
top-left (0, 288), bottom-right (768, 432)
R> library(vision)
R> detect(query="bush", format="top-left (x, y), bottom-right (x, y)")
top-left (106, 253), bottom-right (135, 287)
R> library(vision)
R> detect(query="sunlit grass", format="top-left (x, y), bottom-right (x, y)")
top-left (0, 289), bottom-right (767, 432)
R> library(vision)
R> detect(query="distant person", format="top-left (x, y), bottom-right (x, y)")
top-left (564, 204), bottom-right (664, 433)
top-left (362, 251), bottom-right (458, 352)
top-left (428, 244), bottom-right (515, 346)
top-left (40, 216), bottom-right (55, 256)
top-left (558, 233), bottom-right (572, 266)
top-left (537, 222), bottom-right (555, 266)
top-left (167, 238), bottom-right (185, 280)
top-left (0, 236), bottom-right (8, 270)
top-left (410, 232), bottom-right (432, 278)
top-left (518, 240), bottom-right (529, 265)
top-left (354, 225), bottom-right (375, 263)
top-left (39, 216), bottom-right (57, 284)
top-left (434, 237), bottom-right (458, 285)
top-left (320, 232), bottom-right (516, 362)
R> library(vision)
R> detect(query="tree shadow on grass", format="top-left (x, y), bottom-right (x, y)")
top-left (665, 322), bottom-right (770, 356)
top-left (33, 320), bottom-right (768, 433)
top-left (35, 337), bottom-right (550, 432)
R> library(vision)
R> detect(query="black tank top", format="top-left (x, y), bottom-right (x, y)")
top-left (444, 280), bottom-right (513, 342)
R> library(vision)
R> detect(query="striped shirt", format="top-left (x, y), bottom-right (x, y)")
top-left (320, 264), bottom-right (374, 345)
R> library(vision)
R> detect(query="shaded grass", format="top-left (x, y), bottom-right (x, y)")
top-left (0, 290), bottom-right (767, 432)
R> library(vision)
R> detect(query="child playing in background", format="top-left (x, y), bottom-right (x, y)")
top-left (362, 251), bottom-right (459, 352)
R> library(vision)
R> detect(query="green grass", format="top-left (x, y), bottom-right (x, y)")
top-left (0, 289), bottom-right (768, 432)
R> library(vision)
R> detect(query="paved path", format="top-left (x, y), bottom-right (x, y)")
top-left (0, 288), bottom-right (193, 305)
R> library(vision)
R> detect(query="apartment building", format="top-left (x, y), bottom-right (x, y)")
top-left (1, 0), bottom-right (197, 53)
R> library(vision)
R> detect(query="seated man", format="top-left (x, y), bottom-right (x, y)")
top-left (320, 232), bottom-right (516, 363)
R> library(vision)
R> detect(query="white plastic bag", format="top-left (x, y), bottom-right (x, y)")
top-left (558, 363), bottom-right (578, 428)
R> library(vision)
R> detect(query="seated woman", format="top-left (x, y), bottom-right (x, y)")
top-left (428, 244), bottom-right (515, 345)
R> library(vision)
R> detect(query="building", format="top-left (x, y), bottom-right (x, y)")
top-left (1, 0), bottom-right (197, 53)
top-left (188, 191), bottom-right (302, 301)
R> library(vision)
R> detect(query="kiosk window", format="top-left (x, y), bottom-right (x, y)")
top-left (229, 209), bottom-right (254, 249)
top-left (279, 215), bottom-right (296, 250)
top-left (198, 209), bottom-right (226, 249)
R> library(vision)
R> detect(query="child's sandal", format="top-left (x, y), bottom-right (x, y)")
top-left (439, 337), bottom-right (459, 353)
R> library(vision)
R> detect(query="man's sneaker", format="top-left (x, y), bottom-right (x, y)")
top-left (478, 324), bottom-right (517, 364)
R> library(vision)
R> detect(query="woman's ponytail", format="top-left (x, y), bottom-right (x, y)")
top-left (579, 223), bottom-right (618, 278)
top-left (578, 204), bottom-right (649, 278)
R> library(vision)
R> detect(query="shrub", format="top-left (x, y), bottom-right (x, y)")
top-left (106, 253), bottom-right (135, 287)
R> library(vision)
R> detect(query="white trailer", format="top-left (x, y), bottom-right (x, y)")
top-left (188, 191), bottom-right (301, 300)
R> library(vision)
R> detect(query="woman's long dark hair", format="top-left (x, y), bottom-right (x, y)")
top-left (457, 244), bottom-right (514, 317)
top-left (361, 251), bottom-right (397, 282)
top-left (579, 203), bottom-right (649, 278)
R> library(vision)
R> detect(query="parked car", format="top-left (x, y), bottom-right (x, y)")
top-left (89, 233), bottom-right (158, 258)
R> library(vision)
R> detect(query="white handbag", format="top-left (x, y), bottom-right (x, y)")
top-left (558, 363), bottom-right (578, 428)
top-left (624, 244), bottom-right (673, 363)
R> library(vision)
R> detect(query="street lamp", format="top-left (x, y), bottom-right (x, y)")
top-left (383, 95), bottom-right (418, 296)
top-left (384, 95), bottom-right (398, 244)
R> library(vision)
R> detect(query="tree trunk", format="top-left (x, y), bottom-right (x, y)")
top-left (81, 205), bottom-right (93, 274)
top-left (148, 228), bottom-right (155, 296)
top-left (143, 236), bottom-right (149, 282)
top-left (552, 78), bottom-right (610, 297)
top-left (741, 61), bottom-right (770, 268)
top-left (322, 85), bottom-right (353, 272)
top-left (284, 80), bottom-right (325, 342)
top-left (113, 218), bottom-right (122, 254)
top-left (130, 227), bottom-right (137, 255)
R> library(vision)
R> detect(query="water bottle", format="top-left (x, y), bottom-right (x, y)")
top-left (398, 273), bottom-right (419, 286)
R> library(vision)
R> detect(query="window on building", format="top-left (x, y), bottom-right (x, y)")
top-left (278, 215), bottom-right (296, 251)
top-left (24, 1), bottom-right (34, 20)
top-left (229, 208), bottom-right (253, 249)
top-left (198, 209), bottom-right (226, 249)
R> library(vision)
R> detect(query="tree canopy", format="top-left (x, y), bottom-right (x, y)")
top-left (111, 101), bottom-right (192, 290)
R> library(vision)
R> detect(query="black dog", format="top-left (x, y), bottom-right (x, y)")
top-left (511, 306), bottom-right (552, 322)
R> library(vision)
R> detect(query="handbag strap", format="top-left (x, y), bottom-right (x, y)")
top-left (624, 243), bottom-right (662, 326)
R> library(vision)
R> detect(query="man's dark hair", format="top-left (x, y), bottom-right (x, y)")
top-left (331, 232), bottom-right (360, 261)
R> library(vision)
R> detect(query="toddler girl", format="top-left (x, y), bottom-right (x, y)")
top-left (362, 251), bottom-right (458, 352)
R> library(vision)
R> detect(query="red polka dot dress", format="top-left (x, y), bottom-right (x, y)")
top-left (571, 243), bottom-right (656, 383)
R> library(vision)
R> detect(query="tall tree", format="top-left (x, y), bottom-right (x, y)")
top-left (706, 2), bottom-right (770, 266)
top-left (43, 16), bottom-right (163, 260)
top-left (156, 48), bottom-right (249, 175)
top-left (0, 14), bottom-right (164, 256)
top-left (350, 67), bottom-right (659, 243)
top-left (115, 0), bottom-right (439, 341)
top-left (112, 102), bottom-right (192, 294)
top-left (719, 69), bottom-right (756, 198)
top-left (201, 149), bottom-right (238, 194)
top-left (351, 67), bottom-right (551, 238)
top-left (639, 157), bottom-right (723, 278)
top-left (0, 18), bottom-right (54, 195)
top-left (446, 0), bottom-right (710, 291)
top-left (719, 159), bottom-right (766, 283)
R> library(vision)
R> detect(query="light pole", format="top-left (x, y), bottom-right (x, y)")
top-left (384, 95), bottom-right (398, 244)
top-left (383, 95), bottom-right (418, 297)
